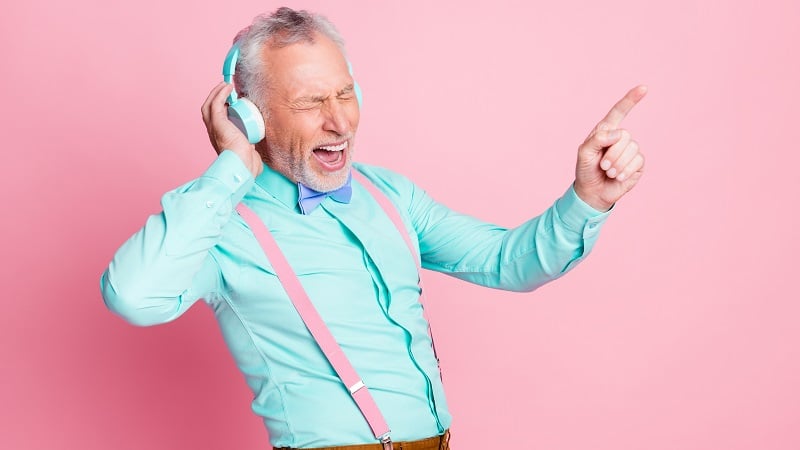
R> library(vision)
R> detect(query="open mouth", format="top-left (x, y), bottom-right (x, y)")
top-left (312, 141), bottom-right (347, 171)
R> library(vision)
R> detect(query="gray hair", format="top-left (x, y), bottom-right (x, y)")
top-left (232, 7), bottom-right (347, 117)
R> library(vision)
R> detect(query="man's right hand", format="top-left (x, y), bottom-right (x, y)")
top-left (201, 82), bottom-right (264, 178)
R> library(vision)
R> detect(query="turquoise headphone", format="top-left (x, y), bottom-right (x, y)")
top-left (223, 43), bottom-right (265, 144)
top-left (222, 42), bottom-right (363, 144)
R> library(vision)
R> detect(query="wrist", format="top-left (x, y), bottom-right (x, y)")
top-left (573, 183), bottom-right (613, 212)
top-left (223, 147), bottom-right (262, 178)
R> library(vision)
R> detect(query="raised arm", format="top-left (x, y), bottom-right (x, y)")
top-left (407, 86), bottom-right (647, 291)
top-left (101, 83), bottom-right (261, 325)
top-left (100, 151), bottom-right (254, 325)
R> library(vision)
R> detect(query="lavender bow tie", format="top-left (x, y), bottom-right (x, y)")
top-left (297, 173), bottom-right (353, 215)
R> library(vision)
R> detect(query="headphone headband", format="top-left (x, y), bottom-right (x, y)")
top-left (222, 43), bottom-right (241, 104)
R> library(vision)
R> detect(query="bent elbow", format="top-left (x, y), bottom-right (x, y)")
top-left (497, 257), bottom-right (560, 293)
top-left (504, 278), bottom-right (548, 293)
top-left (100, 272), bottom-right (179, 327)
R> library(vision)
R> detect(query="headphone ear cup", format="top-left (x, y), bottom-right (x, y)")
top-left (347, 60), bottom-right (363, 108)
top-left (227, 98), bottom-right (266, 144)
top-left (354, 79), bottom-right (363, 108)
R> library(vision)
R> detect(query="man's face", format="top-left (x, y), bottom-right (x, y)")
top-left (258, 33), bottom-right (360, 192)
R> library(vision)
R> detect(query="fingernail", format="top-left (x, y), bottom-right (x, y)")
top-left (617, 172), bottom-right (626, 181)
top-left (607, 168), bottom-right (617, 178)
top-left (599, 123), bottom-right (609, 131)
top-left (600, 160), bottom-right (612, 171)
top-left (608, 130), bottom-right (620, 140)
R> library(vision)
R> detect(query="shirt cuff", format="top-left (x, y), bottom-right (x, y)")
top-left (201, 150), bottom-right (256, 205)
top-left (554, 184), bottom-right (611, 235)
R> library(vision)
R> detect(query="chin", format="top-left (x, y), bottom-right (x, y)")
top-left (303, 167), bottom-right (350, 192)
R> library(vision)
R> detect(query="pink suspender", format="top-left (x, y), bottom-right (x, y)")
top-left (350, 172), bottom-right (419, 264)
top-left (235, 171), bottom-right (428, 450)
top-left (237, 203), bottom-right (393, 449)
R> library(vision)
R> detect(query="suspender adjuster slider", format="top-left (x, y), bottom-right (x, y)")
top-left (348, 380), bottom-right (365, 395)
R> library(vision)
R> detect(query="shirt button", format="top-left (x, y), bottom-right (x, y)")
top-left (206, 200), bottom-right (215, 208)
top-left (588, 222), bottom-right (598, 229)
top-left (234, 174), bottom-right (242, 183)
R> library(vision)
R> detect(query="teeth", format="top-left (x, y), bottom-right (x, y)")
top-left (317, 142), bottom-right (347, 152)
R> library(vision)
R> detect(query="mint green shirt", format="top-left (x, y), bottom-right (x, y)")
top-left (101, 150), bottom-right (609, 448)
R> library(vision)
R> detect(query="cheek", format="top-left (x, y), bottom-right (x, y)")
top-left (295, 115), bottom-right (327, 145)
top-left (347, 104), bottom-right (360, 130)
top-left (266, 116), bottom-right (303, 148)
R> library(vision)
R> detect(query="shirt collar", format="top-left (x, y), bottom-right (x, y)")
top-left (253, 163), bottom-right (303, 213)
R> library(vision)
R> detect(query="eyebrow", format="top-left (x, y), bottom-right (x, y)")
top-left (337, 84), bottom-right (354, 96)
top-left (293, 83), bottom-right (355, 104)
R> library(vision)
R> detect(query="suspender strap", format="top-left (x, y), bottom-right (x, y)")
top-left (236, 204), bottom-right (391, 444)
top-left (236, 169), bottom-right (438, 447)
top-left (350, 172), bottom-right (420, 265)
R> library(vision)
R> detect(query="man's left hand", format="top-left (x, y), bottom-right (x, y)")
top-left (573, 85), bottom-right (648, 212)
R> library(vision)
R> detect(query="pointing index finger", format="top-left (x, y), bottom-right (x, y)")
top-left (599, 85), bottom-right (648, 129)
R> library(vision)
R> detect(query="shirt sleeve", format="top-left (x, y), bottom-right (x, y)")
top-left (100, 150), bottom-right (255, 326)
top-left (408, 180), bottom-right (611, 292)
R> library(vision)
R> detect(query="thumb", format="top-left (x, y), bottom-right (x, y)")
top-left (581, 129), bottom-right (622, 157)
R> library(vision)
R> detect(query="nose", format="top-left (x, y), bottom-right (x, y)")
top-left (322, 98), bottom-right (352, 135)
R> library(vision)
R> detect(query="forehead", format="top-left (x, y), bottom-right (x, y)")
top-left (261, 33), bottom-right (350, 96)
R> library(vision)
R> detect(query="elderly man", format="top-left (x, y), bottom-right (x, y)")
top-left (101, 7), bottom-right (646, 450)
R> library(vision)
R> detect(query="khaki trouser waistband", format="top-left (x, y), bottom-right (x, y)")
top-left (274, 430), bottom-right (450, 450)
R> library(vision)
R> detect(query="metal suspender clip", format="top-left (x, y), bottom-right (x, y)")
top-left (379, 432), bottom-right (393, 450)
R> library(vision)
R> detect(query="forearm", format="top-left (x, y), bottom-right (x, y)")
top-left (101, 151), bottom-right (254, 325)
top-left (418, 185), bottom-right (610, 292)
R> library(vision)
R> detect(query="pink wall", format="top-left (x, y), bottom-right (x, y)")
top-left (3, 0), bottom-right (799, 448)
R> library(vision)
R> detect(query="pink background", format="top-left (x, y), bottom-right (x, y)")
top-left (3, 0), bottom-right (799, 448)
